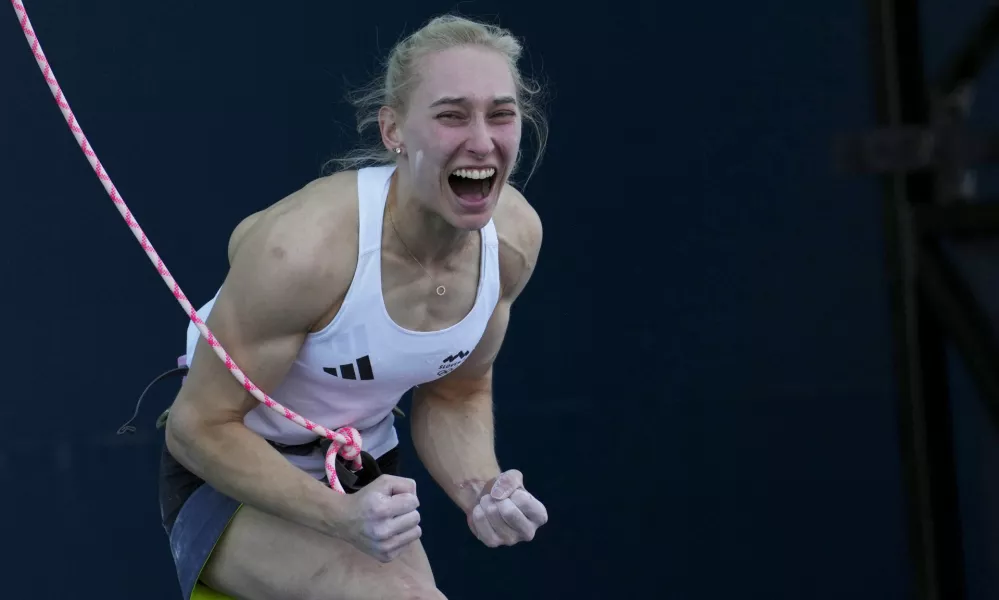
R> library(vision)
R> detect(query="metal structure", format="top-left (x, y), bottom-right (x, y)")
top-left (835, 2), bottom-right (999, 598)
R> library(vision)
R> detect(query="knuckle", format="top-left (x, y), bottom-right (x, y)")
top-left (362, 521), bottom-right (378, 540)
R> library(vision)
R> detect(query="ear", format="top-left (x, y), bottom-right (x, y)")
top-left (378, 106), bottom-right (403, 152)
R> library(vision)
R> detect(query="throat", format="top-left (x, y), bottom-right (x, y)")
top-left (448, 175), bottom-right (492, 202)
top-left (386, 178), bottom-right (472, 263)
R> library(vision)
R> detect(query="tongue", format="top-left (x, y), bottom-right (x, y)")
top-left (449, 176), bottom-right (487, 202)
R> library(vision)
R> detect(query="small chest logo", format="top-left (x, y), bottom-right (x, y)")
top-left (437, 350), bottom-right (470, 377)
top-left (323, 355), bottom-right (374, 381)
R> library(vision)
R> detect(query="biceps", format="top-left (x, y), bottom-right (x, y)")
top-left (176, 289), bottom-right (306, 424)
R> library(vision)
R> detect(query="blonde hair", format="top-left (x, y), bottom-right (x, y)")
top-left (325, 15), bottom-right (548, 187)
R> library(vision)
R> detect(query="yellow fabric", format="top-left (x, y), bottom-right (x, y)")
top-left (190, 583), bottom-right (233, 600)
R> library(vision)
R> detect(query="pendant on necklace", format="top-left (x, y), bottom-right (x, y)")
top-left (436, 285), bottom-right (445, 296)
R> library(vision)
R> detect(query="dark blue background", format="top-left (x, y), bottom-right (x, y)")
top-left (4, 0), bottom-right (999, 598)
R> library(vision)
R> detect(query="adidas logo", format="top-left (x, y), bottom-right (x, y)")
top-left (323, 355), bottom-right (374, 381)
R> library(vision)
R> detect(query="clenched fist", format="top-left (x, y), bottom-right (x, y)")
top-left (337, 475), bottom-right (422, 562)
top-left (467, 469), bottom-right (548, 548)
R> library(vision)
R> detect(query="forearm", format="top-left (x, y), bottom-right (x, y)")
top-left (410, 387), bottom-right (502, 515)
top-left (165, 405), bottom-right (345, 539)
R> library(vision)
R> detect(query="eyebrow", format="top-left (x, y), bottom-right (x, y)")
top-left (429, 96), bottom-right (518, 108)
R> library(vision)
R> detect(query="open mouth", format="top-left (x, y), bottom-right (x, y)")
top-left (447, 167), bottom-right (496, 207)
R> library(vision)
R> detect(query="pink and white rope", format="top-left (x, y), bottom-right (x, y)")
top-left (10, 0), bottom-right (362, 494)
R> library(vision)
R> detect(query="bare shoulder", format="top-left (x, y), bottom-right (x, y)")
top-left (492, 183), bottom-right (543, 300)
top-left (223, 171), bottom-right (361, 325)
top-left (227, 171), bottom-right (358, 262)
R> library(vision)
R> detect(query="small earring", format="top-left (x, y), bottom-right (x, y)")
top-left (394, 147), bottom-right (402, 154)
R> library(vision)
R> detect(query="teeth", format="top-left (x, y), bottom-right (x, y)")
top-left (452, 168), bottom-right (496, 180)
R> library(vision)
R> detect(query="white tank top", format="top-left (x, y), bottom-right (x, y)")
top-left (184, 165), bottom-right (502, 478)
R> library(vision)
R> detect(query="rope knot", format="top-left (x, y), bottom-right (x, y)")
top-left (324, 426), bottom-right (363, 494)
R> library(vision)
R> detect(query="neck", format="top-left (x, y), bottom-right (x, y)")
top-left (387, 169), bottom-right (471, 265)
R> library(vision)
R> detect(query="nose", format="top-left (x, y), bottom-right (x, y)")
top-left (464, 117), bottom-right (493, 158)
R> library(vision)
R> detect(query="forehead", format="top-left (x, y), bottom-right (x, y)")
top-left (412, 46), bottom-right (516, 105)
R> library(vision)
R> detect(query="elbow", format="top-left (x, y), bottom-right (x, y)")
top-left (164, 407), bottom-right (188, 452)
top-left (164, 399), bottom-right (198, 468)
top-left (164, 390), bottom-right (250, 475)
top-left (163, 394), bottom-right (217, 474)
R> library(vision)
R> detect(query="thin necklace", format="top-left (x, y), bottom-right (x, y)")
top-left (388, 201), bottom-right (446, 296)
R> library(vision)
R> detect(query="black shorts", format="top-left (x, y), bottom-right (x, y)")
top-left (158, 439), bottom-right (400, 599)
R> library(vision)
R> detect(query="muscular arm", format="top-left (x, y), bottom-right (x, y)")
top-left (410, 192), bottom-right (542, 515)
top-left (409, 317), bottom-right (507, 514)
top-left (165, 192), bottom-right (351, 540)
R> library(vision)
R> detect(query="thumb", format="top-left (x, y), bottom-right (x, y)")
top-left (372, 474), bottom-right (417, 496)
top-left (490, 469), bottom-right (523, 500)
